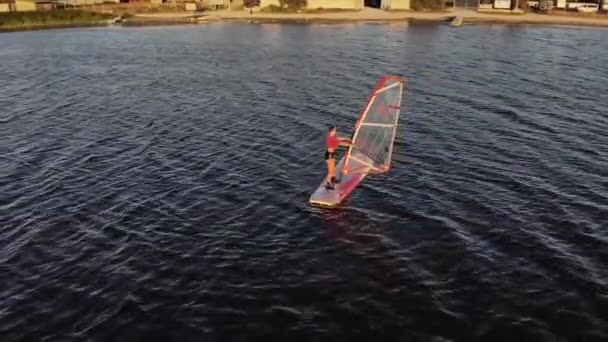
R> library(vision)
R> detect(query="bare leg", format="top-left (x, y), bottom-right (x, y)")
top-left (326, 159), bottom-right (336, 189)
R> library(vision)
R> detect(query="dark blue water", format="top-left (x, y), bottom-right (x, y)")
top-left (1, 22), bottom-right (607, 341)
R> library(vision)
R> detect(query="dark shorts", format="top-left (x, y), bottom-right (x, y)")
top-left (325, 150), bottom-right (335, 160)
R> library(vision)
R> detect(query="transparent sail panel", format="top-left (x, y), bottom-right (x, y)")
top-left (343, 77), bottom-right (404, 175)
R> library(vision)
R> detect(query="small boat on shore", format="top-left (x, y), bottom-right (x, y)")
top-left (451, 16), bottom-right (463, 27)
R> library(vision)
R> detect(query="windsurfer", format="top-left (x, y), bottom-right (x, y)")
top-left (325, 125), bottom-right (352, 190)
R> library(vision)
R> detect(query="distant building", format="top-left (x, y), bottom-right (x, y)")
top-left (36, 0), bottom-right (58, 10)
top-left (477, 0), bottom-right (515, 9)
top-left (384, 0), bottom-right (411, 9)
top-left (259, 0), bottom-right (410, 10)
top-left (260, 0), bottom-right (364, 9)
top-left (204, 0), bottom-right (230, 8)
top-left (0, 0), bottom-right (12, 11)
top-left (10, 0), bottom-right (37, 11)
top-left (229, 0), bottom-right (244, 9)
top-left (58, 0), bottom-right (111, 7)
top-left (309, 0), bottom-right (364, 8)
top-left (184, 0), bottom-right (196, 9)
top-left (366, 0), bottom-right (410, 9)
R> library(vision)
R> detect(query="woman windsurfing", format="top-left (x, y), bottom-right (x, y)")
top-left (325, 125), bottom-right (353, 190)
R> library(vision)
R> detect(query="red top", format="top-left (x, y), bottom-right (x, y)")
top-left (326, 135), bottom-right (340, 150)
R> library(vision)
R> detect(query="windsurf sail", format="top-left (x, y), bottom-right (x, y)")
top-left (309, 75), bottom-right (404, 207)
top-left (341, 76), bottom-right (404, 176)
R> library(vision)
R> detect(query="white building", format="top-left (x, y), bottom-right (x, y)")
top-left (259, 0), bottom-right (410, 10)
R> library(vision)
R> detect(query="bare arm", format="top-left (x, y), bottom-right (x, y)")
top-left (339, 137), bottom-right (353, 147)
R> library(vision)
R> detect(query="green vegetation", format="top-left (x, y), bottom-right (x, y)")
top-left (0, 10), bottom-right (113, 30)
top-left (104, 3), bottom-right (188, 18)
top-left (280, 0), bottom-right (307, 10)
top-left (411, 0), bottom-right (446, 10)
top-left (243, 0), bottom-right (260, 7)
top-left (260, 4), bottom-right (283, 12)
top-left (261, 0), bottom-right (307, 12)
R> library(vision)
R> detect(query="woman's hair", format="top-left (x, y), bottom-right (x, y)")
top-left (328, 125), bottom-right (336, 132)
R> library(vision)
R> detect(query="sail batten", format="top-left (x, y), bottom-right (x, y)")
top-left (375, 81), bottom-right (403, 94)
top-left (349, 155), bottom-right (380, 170)
top-left (358, 123), bottom-right (395, 128)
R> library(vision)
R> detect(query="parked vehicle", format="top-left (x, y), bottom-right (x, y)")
top-left (577, 3), bottom-right (599, 12)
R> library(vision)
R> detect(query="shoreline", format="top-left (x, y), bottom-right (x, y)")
top-left (127, 8), bottom-right (608, 28)
top-left (2, 8), bottom-right (608, 33)
top-left (0, 10), bottom-right (114, 33)
top-left (0, 21), bottom-right (111, 33)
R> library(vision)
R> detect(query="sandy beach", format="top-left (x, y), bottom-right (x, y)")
top-left (133, 8), bottom-right (608, 28)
